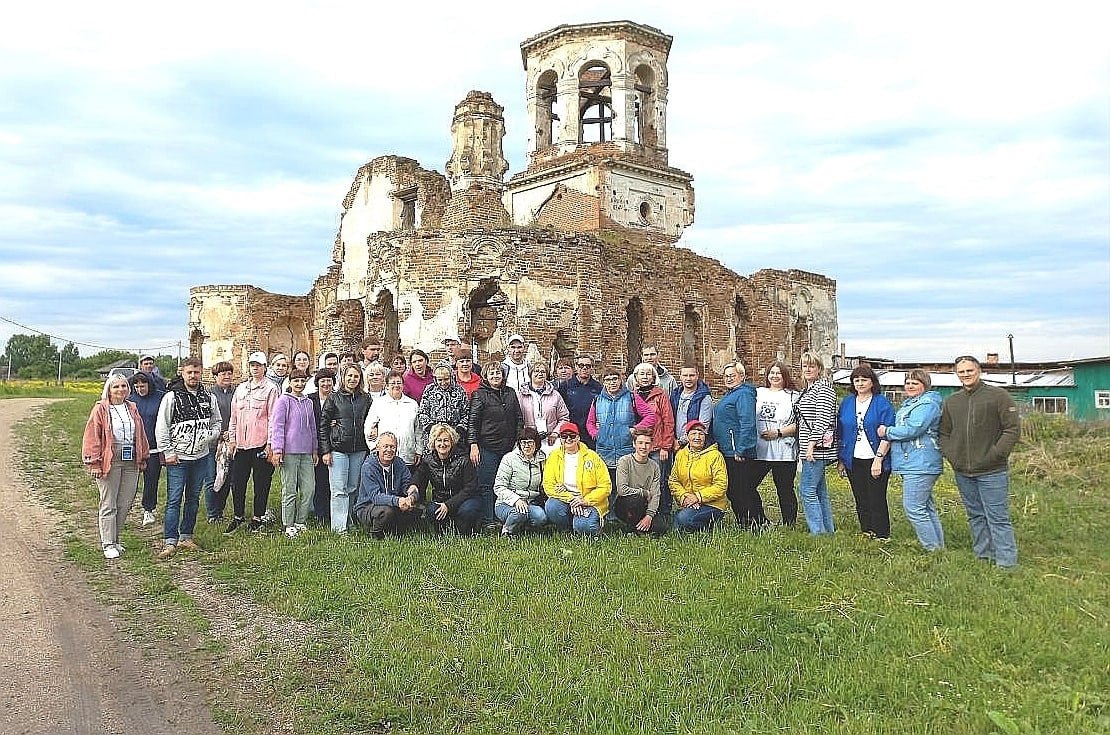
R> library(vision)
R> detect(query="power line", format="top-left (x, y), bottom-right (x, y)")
top-left (0, 314), bottom-right (179, 354)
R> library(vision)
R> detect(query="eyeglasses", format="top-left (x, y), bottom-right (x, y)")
top-left (559, 433), bottom-right (579, 440)
top-left (576, 363), bottom-right (593, 368)
top-left (953, 355), bottom-right (979, 365)
top-left (519, 439), bottom-right (536, 446)
top-left (602, 375), bottom-right (620, 381)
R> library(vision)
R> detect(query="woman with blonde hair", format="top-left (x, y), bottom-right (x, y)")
top-left (413, 423), bottom-right (482, 534)
top-left (82, 374), bottom-right (150, 559)
top-left (795, 352), bottom-right (838, 534)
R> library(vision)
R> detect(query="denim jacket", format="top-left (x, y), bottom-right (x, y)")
top-left (886, 391), bottom-right (943, 475)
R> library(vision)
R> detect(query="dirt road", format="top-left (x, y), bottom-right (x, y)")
top-left (0, 398), bottom-right (222, 735)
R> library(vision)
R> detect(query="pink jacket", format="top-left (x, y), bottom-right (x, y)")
top-left (517, 381), bottom-right (570, 439)
top-left (229, 378), bottom-right (279, 449)
top-left (81, 400), bottom-right (150, 474)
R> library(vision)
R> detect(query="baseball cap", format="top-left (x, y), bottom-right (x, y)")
top-left (508, 334), bottom-right (525, 346)
top-left (248, 351), bottom-right (268, 365)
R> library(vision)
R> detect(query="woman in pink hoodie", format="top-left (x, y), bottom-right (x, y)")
top-left (516, 362), bottom-right (570, 454)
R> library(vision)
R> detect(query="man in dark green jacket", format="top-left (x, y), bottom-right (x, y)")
top-left (939, 356), bottom-right (1021, 568)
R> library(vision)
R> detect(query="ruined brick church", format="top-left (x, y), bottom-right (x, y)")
top-left (189, 21), bottom-right (837, 384)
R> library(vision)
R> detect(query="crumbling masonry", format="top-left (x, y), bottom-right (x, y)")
top-left (189, 21), bottom-right (837, 388)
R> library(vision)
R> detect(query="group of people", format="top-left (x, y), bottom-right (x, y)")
top-left (82, 338), bottom-right (1021, 568)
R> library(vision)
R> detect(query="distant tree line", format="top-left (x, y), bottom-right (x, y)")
top-left (1, 333), bottom-right (176, 381)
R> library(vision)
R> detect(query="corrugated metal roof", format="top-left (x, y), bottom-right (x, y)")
top-left (832, 368), bottom-right (1074, 389)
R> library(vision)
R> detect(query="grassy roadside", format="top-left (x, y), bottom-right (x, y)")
top-left (13, 397), bottom-right (1110, 735)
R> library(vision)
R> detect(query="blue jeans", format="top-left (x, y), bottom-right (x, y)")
top-left (673, 504), bottom-right (724, 532)
top-left (140, 454), bottom-right (163, 513)
top-left (426, 496), bottom-right (484, 535)
top-left (495, 501), bottom-right (548, 534)
top-left (954, 470), bottom-right (1017, 567)
top-left (475, 447), bottom-right (505, 525)
top-left (544, 499), bottom-right (601, 537)
top-left (329, 451), bottom-right (365, 533)
top-left (901, 473), bottom-right (945, 551)
top-left (799, 459), bottom-right (835, 534)
top-left (164, 457), bottom-right (205, 545)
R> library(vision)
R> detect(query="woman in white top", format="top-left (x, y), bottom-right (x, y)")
top-left (752, 361), bottom-right (801, 526)
top-left (365, 371), bottom-right (421, 468)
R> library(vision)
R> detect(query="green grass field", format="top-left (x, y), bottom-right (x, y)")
top-left (14, 398), bottom-right (1109, 735)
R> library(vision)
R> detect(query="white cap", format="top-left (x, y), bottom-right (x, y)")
top-left (248, 351), bottom-right (268, 365)
top-left (443, 334), bottom-right (461, 345)
top-left (508, 334), bottom-right (525, 346)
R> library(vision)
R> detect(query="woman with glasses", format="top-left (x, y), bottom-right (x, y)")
top-left (543, 422), bottom-right (611, 537)
top-left (796, 352), bottom-right (838, 534)
top-left (836, 365), bottom-right (896, 539)
top-left (493, 427), bottom-right (548, 536)
top-left (516, 362), bottom-right (570, 454)
top-left (878, 369), bottom-right (945, 551)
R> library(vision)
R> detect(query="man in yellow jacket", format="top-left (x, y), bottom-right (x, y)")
top-left (543, 422), bottom-right (611, 537)
top-left (669, 420), bottom-right (728, 532)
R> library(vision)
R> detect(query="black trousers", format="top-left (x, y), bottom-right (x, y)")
top-left (846, 461), bottom-right (891, 538)
top-left (612, 494), bottom-right (670, 536)
top-left (230, 445), bottom-right (274, 519)
top-left (748, 460), bottom-right (798, 525)
top-left (724, 456), bottom-right (766, 528)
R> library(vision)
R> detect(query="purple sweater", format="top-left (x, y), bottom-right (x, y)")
top-left (271, 393), bottom-right (318, 455)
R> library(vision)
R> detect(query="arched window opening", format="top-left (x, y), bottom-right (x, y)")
top-left (535, 70), bottom-right (558, 148)
top-left (683, 305), bottom-right (702, 368)
top-left (626, 297), bottom-right (644, 373)
top-left (579, 63), bottom-right (613, 143)
top-left (633, 64), bottom-right (656, 146)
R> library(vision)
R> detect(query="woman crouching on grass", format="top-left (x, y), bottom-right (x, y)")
top-left (271, 369), bottom-right (318, 538)
top-left (669, 420), bottom-right (728, 532)
top-left (493, 427), bottom-right (548, 537)
top-left (413, 423), bottom-right (483, 535)
top-left (82, 374), bottom-right (150, 559)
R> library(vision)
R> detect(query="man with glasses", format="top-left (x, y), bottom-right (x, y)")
top-left (558, 354), bottom-right (602, 449)
top-left (940, 355), bottom-right (1021, 569)
top-left (355, 432), bottom-right (422, 539)
top-left (543, 422), bottom-right (611, 537)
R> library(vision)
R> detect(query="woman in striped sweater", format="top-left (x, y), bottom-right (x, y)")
top-left (795, 352), bottom-right (838, 534)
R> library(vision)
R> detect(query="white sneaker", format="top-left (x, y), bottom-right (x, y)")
top-left (114, 543), bottom-right (125, 553)
top-left (285, 525), bottom-right (299, 538)
top-left (103, 545), bottom-right (120, 560)
top-left (142, 511), bottom-right (156, 526)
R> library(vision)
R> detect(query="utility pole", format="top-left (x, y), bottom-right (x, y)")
top-left (177, 340), bottom-right (182, 369)
top-left (57, 349), bottom-right (63, 387)
top-left (1007, 333), bottom-right (1016, 385)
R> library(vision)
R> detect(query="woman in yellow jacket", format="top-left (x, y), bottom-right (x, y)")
top-left (669, 420), bottom-right (728, 532)
top-left (543, 422), bottom-right (611, 537)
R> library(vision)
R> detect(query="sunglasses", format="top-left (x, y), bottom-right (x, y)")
top-left (559, 433), bottom-right (579, 440)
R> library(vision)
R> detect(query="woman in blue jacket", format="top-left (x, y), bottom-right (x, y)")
top-left (836, 365), bottom-right (896, 539)
top-left (878, 369), bottom-right (945, 551)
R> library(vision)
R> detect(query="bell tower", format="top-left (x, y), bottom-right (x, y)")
top-left (506, 21), bottom-right (694, 243)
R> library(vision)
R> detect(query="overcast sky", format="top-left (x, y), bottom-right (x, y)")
top-left (1, 1), bottom-right (1107, 363)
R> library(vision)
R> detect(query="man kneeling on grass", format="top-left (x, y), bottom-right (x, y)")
top-left (355, 432), bottom-right (422, 539)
